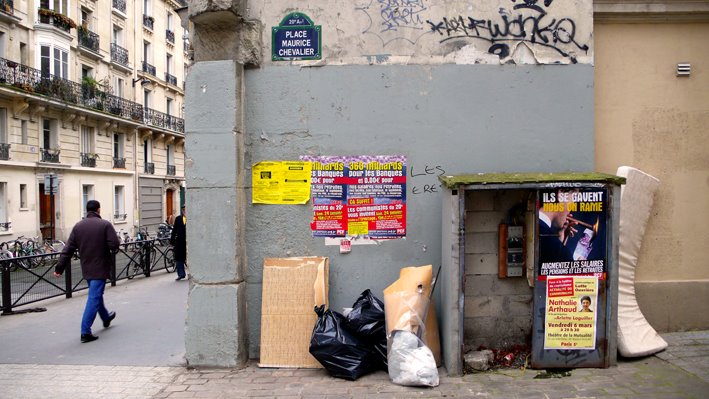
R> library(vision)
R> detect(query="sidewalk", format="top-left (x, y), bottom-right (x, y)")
top-left (0, 271), bottom-right (707, 398)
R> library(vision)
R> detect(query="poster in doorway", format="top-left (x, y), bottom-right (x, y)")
top-left (544, 276), bottom-right (598, 350)
top-left (302, 155), bottom-right (407, 239)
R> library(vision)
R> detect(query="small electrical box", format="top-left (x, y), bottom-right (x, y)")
top-left (499, 224), bottom-right (525, 278)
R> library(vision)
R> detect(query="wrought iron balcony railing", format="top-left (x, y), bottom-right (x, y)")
top-left (0, 222), bottom-right (10, 231)
top-left (38, 9), bottom-right (75, 33)
top-left (165, 73), bottom-right (177, 86)
top-left (78, 28), bottom-right (100, 53)
top-left (113, 157), bottom-right (126, 169)
top-left (80, 152), bottom-right (97, 167)
top-left (167, 165), bottom-right (176, 176)
top-left (113, 213), bottom-right (127, 221)
top-left (110, 43), bottom-right (129, 67)
top-left (166, 29), bottom-right (175, 43)
top-left (112, 0), bottom-right (126, 14)
top-left (143, 14), bottom-right (154, 30)
top-left (0, 142), bottom-right (9, 160)
top-left (1, 0), bottom-right (14, 16)
top-left (142, 61), bottom-right (156, 77)
top-left (41, 148), bottom-right (60, 163)
top-left (144, 162), bottom-right (154, 174)
top-left (143, 108), bottom-right (184, 133)
top-left (0, 57), bottom-right (184, 134)
top-left (183, 40), bottom-right (189, 53)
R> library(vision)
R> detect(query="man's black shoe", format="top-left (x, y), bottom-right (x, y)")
top-left (81, 334), bottom-right (99, 343)
top-left (103, 311), bottom-right (116, 328)
top-left (175, 276), bottom-right (185, 281)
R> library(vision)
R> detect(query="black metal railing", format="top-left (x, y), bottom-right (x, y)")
top-left (0, 222), bottom-right (10, 231)
top-left (0, 57), bottom-right (183, 133)
top-left (113, 157), bottom-right (126, 168)
top-left (110, 43), bottom-right (129, 66)
top-left (143, 14), bottom-right (154, 30)
top-left (0, 143), bottom-right (9, 160)
top-left (113, 213), bottom-right (127, 221)
top-left (143, 108), bottom-right (184, 132)
top-left (167, 165), bottom-right (176, 176)
top-left (1, 0), bottom-right (14, 16)
top-left (40, 148), bottom-right (60, 163)
top-left (144, 162), bottom-right (154, 174)
top-left (183, 40), bottom-right (189, 53)
top-left (166, 29), bottom-right (175, 43)
top-left (0, 239), bottom-right (174, 315)
top-left (165, 72), bottom-right (177, 86)
top-left (78, 28), bottom-right (100, 54)
top-left (112, 0), bottom-right (125, 14)
top-left (142, 61), bottom-right (156, 77)
top-left (80, 152), bottom-right (97, 167)
top-left (37, 9), bottom-right (75, 33)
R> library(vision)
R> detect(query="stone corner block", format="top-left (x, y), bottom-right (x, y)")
top-left (185, 283), bottom-right (247, 368)
top-left (189, 0), bottom-right (246, 21)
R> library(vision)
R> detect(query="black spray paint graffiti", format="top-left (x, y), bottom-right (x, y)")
top-left (356, 0), bottom-right (430, 47)
top-left (410, 164), bottom-right (446, 195)
top-left (426, 1), bottom-right (588, 63)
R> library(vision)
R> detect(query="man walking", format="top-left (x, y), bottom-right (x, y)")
top-left (54, 200), bottom-right (120, 343)
top-left (170, 204), bottom-right (187, 280)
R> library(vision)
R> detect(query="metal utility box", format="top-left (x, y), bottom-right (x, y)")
top-left (439, 172), bottom-right (625, 376)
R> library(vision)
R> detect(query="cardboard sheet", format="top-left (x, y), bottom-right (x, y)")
top-left (259, 257), bottom-right (329, 368)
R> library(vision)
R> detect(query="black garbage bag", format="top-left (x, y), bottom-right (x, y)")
top-left (309, 305), bottom-right (379, 380)
top-left (346, 289), bottom-right (388, 370)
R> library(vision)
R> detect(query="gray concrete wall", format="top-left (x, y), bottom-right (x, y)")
top-left (244, 64), bottom-right (594, 357)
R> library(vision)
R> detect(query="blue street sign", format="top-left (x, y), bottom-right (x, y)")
top-left (272, 13), bottom-right (321, 61)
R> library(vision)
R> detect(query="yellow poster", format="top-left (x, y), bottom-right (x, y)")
top-left (252, 161), bottom-right (312, 204)
top-left (544, 276), bottom-right (598, 350)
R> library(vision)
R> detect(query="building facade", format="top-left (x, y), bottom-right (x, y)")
top-left (0, 0), bottom-right (188, 243)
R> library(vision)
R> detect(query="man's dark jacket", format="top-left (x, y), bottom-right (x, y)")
top-left (55, 212), bottom-right (120, 280)
top-left (170, 213), bottom-right (186, 262)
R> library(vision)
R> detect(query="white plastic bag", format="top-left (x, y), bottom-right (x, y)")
top-left (388, 330), bottom-right (439, 387)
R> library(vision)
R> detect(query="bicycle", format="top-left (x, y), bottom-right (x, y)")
top-left (151, 238), bottom-right (175, 273)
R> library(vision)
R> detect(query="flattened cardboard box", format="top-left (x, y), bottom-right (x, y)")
top-left (259, 256), bottom-right (329, 368)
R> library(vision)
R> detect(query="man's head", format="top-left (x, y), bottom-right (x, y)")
top-left (181, 205), bottom-right (186, 215)
top-left (86, 200), bottom-right (101, 213)
top-left (542, 188), bottom-right (579, 230)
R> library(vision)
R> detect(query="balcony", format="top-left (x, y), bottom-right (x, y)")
top-left (183, 40), bottom-right (190, 53)
top-left (0, 142), bottom-right (9, 160)
top-left (144, 162), bottom-right (154, 174)
top-left (111, 43), bottom-right (129, 67)
top-left (142, 61), bottom-right (156, 77)
top-left (113, 157), bottom-right (126, 169)
top-left (143, 14), bottom-right (154, 30)
top-left (165, 73), bottom-right (177, 86)
top-left (113, 213), bottom-right (127, 221)
top-left (80, 152), bottom-right (97, 167)
top-left (1, 0), bottom-right (14, 16)
top-left (167, 165), bottom-right (176, 176)
top-left (144, 108), bottom-right (184, 133)
top-left (78, 27), bottom-right (100, 54)
top-left (0, 57), bottom-right (183, 134)
top-left (38, 9), bottom-right (76, 33)
top-left (112, 0), bottom-right (126, 14)
top-left (41, 148), bottom-right (60, 163)
top-left (0, 221), bottom-right (10, 231)
top-left (166, 29), bottom-right (175, 44)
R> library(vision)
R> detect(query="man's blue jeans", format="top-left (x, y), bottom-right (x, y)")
top-left (176, 261), bottom-right (186, 279)
top-left (81, 279), bottom-right (109, 335)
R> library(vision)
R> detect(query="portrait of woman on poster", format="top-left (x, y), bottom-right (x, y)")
top-left (579, 296), bottom-right (593, 312)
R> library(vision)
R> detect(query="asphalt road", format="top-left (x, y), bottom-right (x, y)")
top-left (0, 271), bottom-right (188, 366)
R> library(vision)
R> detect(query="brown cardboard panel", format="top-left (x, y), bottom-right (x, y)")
top-left (259, 257), bottom-right (328, 368)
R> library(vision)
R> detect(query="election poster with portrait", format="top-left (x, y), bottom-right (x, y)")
top-left (544, 276), bottom-right (598, 350)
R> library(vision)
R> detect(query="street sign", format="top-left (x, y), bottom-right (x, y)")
top-left (272, 12), bottom-right (321, 61)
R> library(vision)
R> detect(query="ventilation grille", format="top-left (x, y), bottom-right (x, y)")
top-left (677, 63), bottom-right (691, 77)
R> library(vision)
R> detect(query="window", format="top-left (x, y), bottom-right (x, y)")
top-left (0, 32), bottom-right (5, 59)
top-left (0, 108), bottom-right (6, 144)
top-left (167, 144), bottom-right (174, 166)
top-left (167, 12), bottom-right (172, 30)
top-left (113, 133), bottom-right (124, 158)
top-left (40, 45), bottom-right (69, 78)
top-left (41, 0), bottom-right (69, 14)
top-left (80, 126), bottom-right (95, 154)
top-left (82, 184), bottom-right (94, 217)
top-left (21, 121), bottom-right (28, 145)
top-left (20, 43), bottom-right (27, 65)
top-left (166, 98), bottom-right (172, 117)
top-left (114, 186), bottom-right (125, 220)
top-left (143, 41), bottom-right (151, 64)
top-left (42, 118), bottom-right (58, 149)
top-left (143, 139), bottom-right (152, 162)
top-left (114, 77), bottom-right (124, 97)
top-left (113, 26), bottom-right (123, 46)
top-left (20, 184), bottom-right (27, 209)
top-left (0, 182), bottom-right (7, 229)
top-left (166, 53), bottom-right (172, 75)
top-left (143, 89), bottom-right (151, 108)
top-left (144, 0), bottom-right (151, 16)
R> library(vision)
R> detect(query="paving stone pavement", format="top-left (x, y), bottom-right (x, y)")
top-left (1, 331), bottom-right (707, 399)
